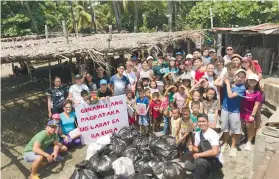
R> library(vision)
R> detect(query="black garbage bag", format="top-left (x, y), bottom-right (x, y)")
top-left (152, 161), bottom-right (186, 179)
top-left (103, 175), bottom-right (121, 179)
top-left (89, 152), bottom-right (118, 178)
top-left (128, 173), bottom-right (150, 179)
top-left (70, 160), bottom-right (99, 179)
top-left (149, 136), bottom-right (177, 161)
top-left (121, 145), bottom-right (141, 162)
top-left (133, 134), bottom-right (150, 151)
top-left (110, 133), bottom-right (128, 155)
top-left (118, 126), bottom-right (140, 144)
top-left (134, 159), bottom-right (152, 176)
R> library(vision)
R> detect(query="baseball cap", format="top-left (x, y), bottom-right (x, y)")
top-left (169, 57), bottom-right (176, 61)
top-left (47, 120), bottom-right (59, 127)
top-left (231, 54), bottom-right (242, 61)
top-left (74, 74), bottom-right (83, 80)
top-left (209, 49), bottom-right (216, 53)
top-left (186, 54), bottom-right (193, 59)
top-left (100, 79), bottom-right (107, 85)
top-left (147, 56), bottom-right (153, 61)
top-left (248, 74), bottom-right (259, 82)
top-left (131, 56), bottom-right (137, 61)
top-left (176, 52), bottom-right (182, 56)
top-left (235, 69), bottom-right (246, 75)
top-left (52, 113), bottom-right (60, 120)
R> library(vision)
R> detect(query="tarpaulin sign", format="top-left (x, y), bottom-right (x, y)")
top-left (75, 95), bottom-right (129, 144)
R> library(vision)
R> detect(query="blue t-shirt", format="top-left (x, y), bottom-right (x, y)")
top-left (59, 112), bottom-right (76, 134)
top-left (136, 96), bottom-right (149, 116)
top-left (222, 83), bottom-right (246, 113)
top-left (165, 67), bottom-right (179, 74)
top-left (109, 75), bottom-right (130, 96)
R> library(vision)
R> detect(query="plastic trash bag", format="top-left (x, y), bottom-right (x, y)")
top-left (133, 134), bottom-right (150, 151)
top-left (152, 161), bottom-right (186, 179)
top-left (112, 157), bottom-right (135, 178)
top-left (89, 152), bottom-right (118, 178)
top-left (121, 145), bottom-right (141, 162)
top-left (70, 160), bottom-right (99, 179)
top-left (86, 135), bottom-right (111, 160)
top-left (118, 126), bottom-right (140, 144)
top-left (110, 133), bottom-right (128, 155)
top-left (128, 173), bottom-right (150, 179)
top-left (103, 175), bottom-right (121, 179)
top-left (149, 136), bottom-right (177, 161)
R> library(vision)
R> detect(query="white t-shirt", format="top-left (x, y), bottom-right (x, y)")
top-left (223, 55), bottom-right (232, 65)
top-left (69, 84), bottom-right (89, 103)
top-left (214, 67), bottom-right (227, 78)
top-left (124, 70), bottom-right (137, 88)
top-left (195, 128), bottom-right (224, 164)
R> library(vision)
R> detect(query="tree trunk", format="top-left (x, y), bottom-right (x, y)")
top-left (91, 4), bottom-right (97, 33)
top-left (25, 1), bottom-right (39, 34)
top-left (116, 1), bottom-right (122, 32)
top-left (172, 1), bottom-right (176, 30)
top-left (112, 1), bottom-right (121, 32)
top-left (68, 1), bottom-right (77, 34)
top-left (134, 0), bottom-right (138, 32)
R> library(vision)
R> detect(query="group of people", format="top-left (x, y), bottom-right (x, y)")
top-left (23, 46), bottom-right (264, 179)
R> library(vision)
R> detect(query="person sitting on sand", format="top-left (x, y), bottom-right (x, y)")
top-left (23, 120), bottom-right (67, 179)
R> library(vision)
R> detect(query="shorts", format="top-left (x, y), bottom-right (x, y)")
top-left (23, 147), bottom-right (53, 163)
top-left (220, 108), bottom-right (242, 134)
top-left (138, 115), bottom-right (149, 127)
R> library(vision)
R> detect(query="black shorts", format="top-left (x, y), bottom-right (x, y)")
top-left (177, 142), bottom-right (186, 151)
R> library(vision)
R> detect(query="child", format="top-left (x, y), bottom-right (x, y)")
top-left (160, 95), bottom-right (169, 135)
top-left (217, 69), bottom-right (246, 157)
top-left (144, 88), bottom-right (151, 101)
top-left (126, 90), bottom-right (136, 126)
top-left (163, 72), bottom-right (175, 85)
top-left (240, 74), bottom-right (262, 151)
top-left (176, 107), bottom-right (193, 161)
top-left (203, 88), bottom-right (219, 129)
top-left (136, 89), bottom-right (150, 134)
top-left (149, 92), bottom-right (162, 132)
top-left (142, 78), bottom-right (150, 89)
top-left (193, 57), bottom-right (206, 83)
top-left (173, 85), bottom-right (190, 110)
top-left (52, 113), bottom-right (70, 146)
top-left (170, 108), bottom-right (181, 137)
top-left (81, 90), bottom-right (91, 104)
top-left (149, 81), bottom-right (159, 96)
top-left (97, 79), bottom-right (112, 99)
top-left (190, 101), bottom-right (201, 132)
top-left (135, 81), bottom-right (144, 98)
top-left (182, 78), bottom-right (192, 91)
top-left (189, 90), bottom-right (203, 113)
top-left (163, 85), bottom-right (177, 104)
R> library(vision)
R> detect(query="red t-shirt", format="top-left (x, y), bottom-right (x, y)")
top-left (252, 60), bottom-right (262, 73)
top-left (149, 100), bottom-right (162, 118)
top-left (195, 68), bottom-right (205, 82)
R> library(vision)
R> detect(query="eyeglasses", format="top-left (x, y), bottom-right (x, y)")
top-left (245, 54), bottom-right (252, 57)
top-left (226, 48), bottom-right (233, 51)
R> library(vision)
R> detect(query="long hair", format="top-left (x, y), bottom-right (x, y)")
top-left (245, 79), bottom-right (262, 93)
top-left (247, 60), bottom-right (257, 74)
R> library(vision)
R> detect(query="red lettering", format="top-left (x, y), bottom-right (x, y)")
top-left (112, 119), bottom-right (119, 124)
top-left (91, 133), bottom-right (100, 139)
top-left (79, 126), bottom-right (88, 132)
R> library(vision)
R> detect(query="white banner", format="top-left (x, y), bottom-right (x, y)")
top-left (75, 95), bottom-right (129, 144)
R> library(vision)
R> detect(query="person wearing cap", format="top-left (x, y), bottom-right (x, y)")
top-left (152, 56), bottom-right (168, 81)
top-left (94, 66), bottom-right (109, 89)
top-left (97, 79), bottom-right (113, 99)
top-left (176, 59), bottom-right (195, 86)
top-left (244, 49), bottom-right (262, 80)
top-left (223, 46), bottom-right (234, 65)
top-left (209, 48), bottom-right (216, 61)
top-left (124, 61), bottom-right (137, 93)
top-left (23, 120), bottom-right (67, 179)
top-left (109, 64), bottom-right (130, 96)
top-left (139, 60), bottom-right (153, 81)
top-left (175, 52), bottom-right (183, 61)
top-left (186, 54), bottom-right (193, 61)
top-left (217, 69), bottom-right (247, 157)
top-left (147, 56), bottom-right (154, 70)
top-left (68, 74), bottom-right (89, 106)
top-left (46, 76), bottom-right (68, 118)
top-left (240, 74), bottom-right (262, 151)
top-left (231, 54), bottom-right (242, 70)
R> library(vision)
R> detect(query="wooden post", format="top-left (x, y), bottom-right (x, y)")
top-left (75, 23), bottom-right (78, 39)
top-left (156, 26), bottom-right (158, 32)
top-left (45, 25), bottom-right (48, 42)
top-left (210, 7), bottom-right (213, 29)
top-left (26, 62), bottom-right (33, 81)
top-left (48, 59), bottom-right (52, 88)
top-left (62, 20), bottom-right (69, 44)
top-left (217, 34), bottom-right (222, 56)
top-left (69, 57), bottom-right (74, 84)
top-left (106, 25), bottom-right (112, 77)
top-left (168, 15), bottom-right (172, 32)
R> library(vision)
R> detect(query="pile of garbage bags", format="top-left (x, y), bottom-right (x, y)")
top-left (70, 126), bottom-right (186, 179)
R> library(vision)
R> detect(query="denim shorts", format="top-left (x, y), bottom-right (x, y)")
top-left (23, 148), bottom-right (52, 163)
top-left (138, 115), bottom-right (149, 126)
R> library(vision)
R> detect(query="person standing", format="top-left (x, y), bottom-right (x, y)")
top-left (244, 50), bottom-right (262, 81)
top-left (68, 74), bottom-right (89, 106)
top-left (185, 113), bottom-right (223, 179)
top-left (223, 46), bottom-right (234, 65)
top-left (94, 66), bottom-right (109, 89)
top-left (85, 72), bottom-right (97, 92)
top-left (23, 120), bottom-right (67, 179)
top-left (152, 56), bottom-right (167, 81)
top-left (109, 64), bottom-right (130, 96)
top-left (46, 76), bottom-right (68, 118)
top-left (124, 61), bottom-right (137, 93)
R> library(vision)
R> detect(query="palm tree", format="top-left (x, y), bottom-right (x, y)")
top-left (112, 1), bottom-right (122, 32)
top-left (67, 4), bottom-right (92, 32)
top-left (134, 0), bottom-right (139, 32)
top-left (24, 1), bottom-right (39, 34)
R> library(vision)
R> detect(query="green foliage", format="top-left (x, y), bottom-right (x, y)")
top-left (1, 0), bottom-right (279, 37)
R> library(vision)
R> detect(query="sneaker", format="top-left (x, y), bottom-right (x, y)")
top-left (245, 142), bottom-right (252, 151)
top-left (229, 147), bottom-right (238, 157)
top-left (29, 174), bottom-right (40, 179)
top-left (221, 143), bottom-right (230, 153)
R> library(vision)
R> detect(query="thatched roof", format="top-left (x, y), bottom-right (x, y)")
top-left (1, 31), bottom-right (204, 64)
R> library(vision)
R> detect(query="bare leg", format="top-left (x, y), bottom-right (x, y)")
top-left (246, 123), bottom-right (256, 142)
top-left (222, 132), bottom-right (230, 145)
top-left (30, 155), bottom-right (44, 176)
top-left (231, 134), bottom-right (240, 148)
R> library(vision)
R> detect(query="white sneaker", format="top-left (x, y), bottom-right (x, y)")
top-left (229, 147), bottom-right (238, 157)
top-left (245, 142), bottom-right (252, 151)
top-left (221, 143), bottom-right (230, 153)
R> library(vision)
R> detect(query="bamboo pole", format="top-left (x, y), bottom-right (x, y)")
top-left (45, 25), bottom-right (48, 42)
top-left (48, 59), bottom-right (52, 88)
top-left (62, 20), bottom-right (69, 44)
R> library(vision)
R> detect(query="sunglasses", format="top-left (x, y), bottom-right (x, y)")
top-left (226, 48), bottom-right (233, 51)
top-left (245, 54), bottom-right (252, 57)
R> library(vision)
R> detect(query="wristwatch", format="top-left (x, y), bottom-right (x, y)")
top-left (251, 114), bottom-right (255, 117)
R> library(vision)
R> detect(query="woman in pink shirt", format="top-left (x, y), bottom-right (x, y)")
top-left (240, 74), bottom-right (262, 151)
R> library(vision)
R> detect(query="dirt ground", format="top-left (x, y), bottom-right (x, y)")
top-left (0, 62), bottom-right (276, 179)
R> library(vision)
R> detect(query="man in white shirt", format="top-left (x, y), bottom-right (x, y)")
top-left (68, 74), bottom-right (90, 106)
top-left (185, 113), bottom-right (223, 179)
top-left (223, 46), bottom-right (234, 65)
